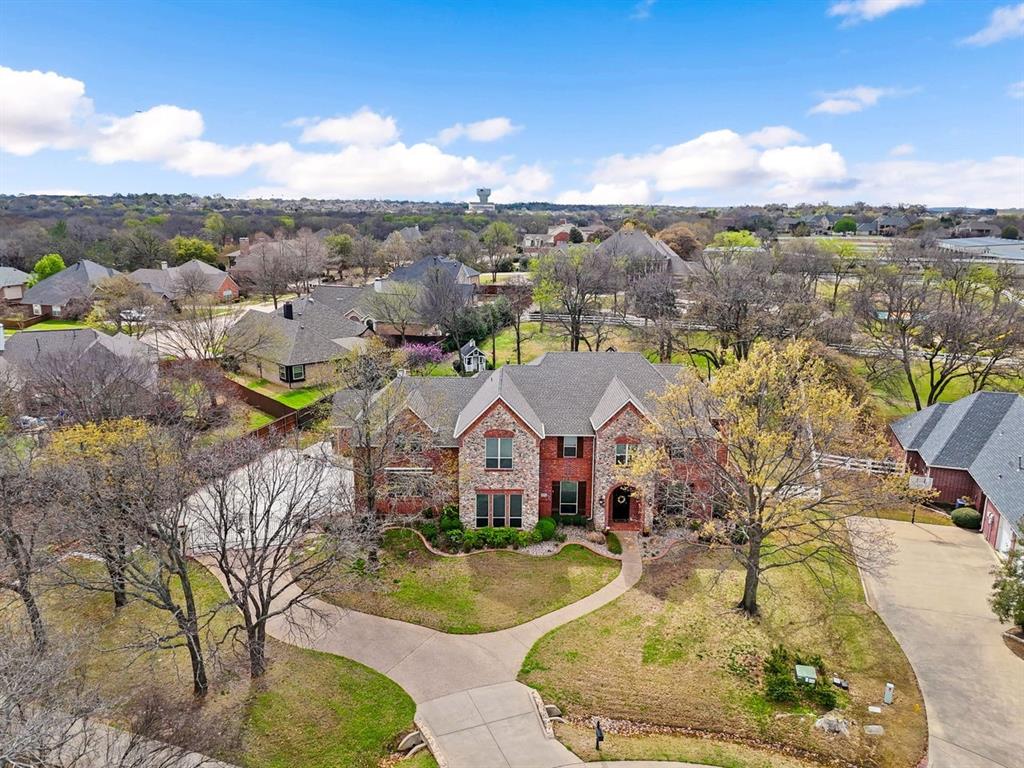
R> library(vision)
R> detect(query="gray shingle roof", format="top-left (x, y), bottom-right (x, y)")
top-left (595, 229), bottom-right (678, 265)
top-left (892, 391), bottom-right (1024, 527)
top-left (128, 260), bottom-right (233, 298)
top-left (21, 260), bottom-right (121, 306)
top-left (454, 366), bottom-right (546, 437)
top-left (226, 310), bottom-right (353, 367)
top-left (589, 376), bottom-right (649, 430)
top-left (279, 297), bottom-right (369, 340)
top-left (389, 255), bottom-right (479, 284)
top-left (309, 284), bottom-right (374, 317)
top-left (0, 266), bottom-right (29, 287)
top-left (3, 328), bottom-right (157, 389)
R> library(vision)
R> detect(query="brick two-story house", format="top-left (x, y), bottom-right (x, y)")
top-left (332, 352), bottom-right (715, 532)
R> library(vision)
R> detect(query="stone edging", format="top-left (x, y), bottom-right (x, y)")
top-left (384, 525), bottom-right (622, 561)
top-left (529, 688), bottom-right (555, 739)
top-left (1003, 629), bottom-right (1024, 647)
top-left (413, 713), bottom-right (447, 768)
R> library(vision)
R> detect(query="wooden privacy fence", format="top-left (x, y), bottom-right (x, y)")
top-left (816, 453), bottom-right (899, 475)
top-left (220, 376), bottom-right (294, 419)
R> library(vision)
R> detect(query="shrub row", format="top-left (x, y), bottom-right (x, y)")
top-left (446, 527), bottom-right (542, 551)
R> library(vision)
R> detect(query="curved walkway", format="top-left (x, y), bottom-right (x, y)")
top-left (213, 533), bottom-right (709, 767)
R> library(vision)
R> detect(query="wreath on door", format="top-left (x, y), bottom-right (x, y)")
top-left (616, 494), bottom-right (627, 505)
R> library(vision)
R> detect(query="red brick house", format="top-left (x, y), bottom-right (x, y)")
top-left (890, 391), bottom-right (1023, 555)
top-left (332, 352), bottom-right (715, 532)
top-left (127, 259), bottom-right (240, 303)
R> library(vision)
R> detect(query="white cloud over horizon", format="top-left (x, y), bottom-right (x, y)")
top-left (959, 3), bottom-right (1024, 46)
top-left (809, 86), bottom-right (907, 115)
top-left (435, 117), bottom-right (521, 145)
top-left (828, 0), bottom-right (924, 26)
top-left (1, 65), bottom-right (1021, 208)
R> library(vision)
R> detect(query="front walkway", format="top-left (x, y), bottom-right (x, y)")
top-left (857, 520), bottom-right (1024, 768)
top-left (256, 532), bottom-right (709, 767)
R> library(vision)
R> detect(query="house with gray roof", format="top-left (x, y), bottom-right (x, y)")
top-left (127, 259), bottom-right (240, 302)
top-left (20, 260), bottom-right (121, 317)
top-left (890, 391), bottom-right (1023, 554)
top-left (594, 228), bottom-right (698, 281)
top-left (331, 352), bottom-right (715, 530)
top-left (224, 300), bottom-right (372, 387)
top-left (0, 266), bottom-right (30, 304)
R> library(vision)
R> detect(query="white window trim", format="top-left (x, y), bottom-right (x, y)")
top-left (562, 436), bottom-right (578, 458)
top-left (559, 480), bottom-right (578, 515)
top-left (485, 437), bottom-right (513, 470)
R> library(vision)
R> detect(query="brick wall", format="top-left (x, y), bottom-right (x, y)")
top-left (538, 436), bottom-right (594, 518)
top-left (457, 401), bottom-right (541, 528)
top-left (593, 404), bottom-right (653, 531)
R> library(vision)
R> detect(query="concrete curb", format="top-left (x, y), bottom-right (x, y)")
top-left (529, 688), bottom-right (556, 739)
top-left (413, 712), bottom-right (447, 768)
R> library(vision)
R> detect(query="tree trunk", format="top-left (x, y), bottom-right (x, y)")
top-left (103, 549), bottom-right (127, 609)
top-left (247, 624), bottom-right (268, 678)
top-left (19, 586), bottom-right (47, 653)
top-left (185, 629), bottom-right (209, 695)
top-left (739, 532), bottom-right (761, 616)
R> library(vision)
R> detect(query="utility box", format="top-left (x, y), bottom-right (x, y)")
top-left (795, 664), bottom-right (818, 685)
top-left (884, 682), bottom-right (895, 705)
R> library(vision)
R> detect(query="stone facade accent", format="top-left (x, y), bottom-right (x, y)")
top-left (593, 404), bottom-right (655, 531)
top-left (457, 401), bottom-right (541, 528)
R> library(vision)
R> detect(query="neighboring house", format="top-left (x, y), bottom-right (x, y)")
top-left (857, 221), bottom-right (879, 236)
top-left (875, 214), bottom-right (911, 236)
top-left (20, 260), bottom-right (121, 317)
top-left (225, 299), bottom-right (371, 387)
top-left (332, 352), bottom-right (715, 531)
top-left (397, 225), bottom-right (423, 243)
top-left (595, 228), bottom-right (700, 281)
top-left (127, 259), bottom-right (240, 302)
top-left (521, 220), bottom-right (606, 253)
top-left (1, 328), bottom-right (158, 410)
top-left (775, 216), bottom-right (801, 233)
top-left (889, 391), bottom-right (1023, 555)
top-left (387, 254), bottom-right (480, 288)
top-left (952, 220), bottom-right (1002, 238)
top-left (0, 266), bottom-right (30, 303)
top-left (460, 340), bottom-right (487, 373)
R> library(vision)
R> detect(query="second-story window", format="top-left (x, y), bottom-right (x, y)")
top-left (485, 437), bottom-right (513, 469)
top-left (562, 436), bottom-right (578, 458)
top-left (614, 443), bottom-right (632, 465)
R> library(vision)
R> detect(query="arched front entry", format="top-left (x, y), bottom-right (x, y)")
top-left (607, 485), bottom-right (640, 530)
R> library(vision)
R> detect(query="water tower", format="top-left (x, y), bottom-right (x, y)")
top-left (476, 188), bottom-right (491, 204)
top-left (468, 187), bottom-right (496, 212)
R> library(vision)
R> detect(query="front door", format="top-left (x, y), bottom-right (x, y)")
top-left (610, 486), bottom-right (631, 522)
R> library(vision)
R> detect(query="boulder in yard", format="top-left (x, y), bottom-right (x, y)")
top-left (814, 712), bottom-right (850, 737)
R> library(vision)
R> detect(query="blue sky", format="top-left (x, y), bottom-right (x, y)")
top-left (1, 0), bottom-right (1022, 206)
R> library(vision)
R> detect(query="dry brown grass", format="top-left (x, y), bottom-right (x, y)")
top-left (520, 544), bottom-right (927, 768)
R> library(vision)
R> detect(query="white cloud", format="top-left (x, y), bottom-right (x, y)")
top-left (960, 3), bottom-right (1024, 46)
top-left (297, 108), bottom-right (399, 146)
top-left (809, 86), bottom-right (904, 115)
top-left (435, 117), bottom-right (521, 145)
top-left (90, 105), bottom-right (204, 164)
top-left (851, 156), bottom-right (1024, 208)
top-left (828, 0), bottom-right (924, 25)
top-left (630, 0), bottom-right (656, 21)
top-left (746, 126), bottom-right (807, 148)
top-left (490, 164), bottom-right (554, 203)
top-left (889, 143), bottom-right (916, 156)
top-left (0, 66), bottom-right (93, 155)
top-left (558, 127), bottom-right (848, 204)
top-left (1007, 80), bottom-right (1024, 99)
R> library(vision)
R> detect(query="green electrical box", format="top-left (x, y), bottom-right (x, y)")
top-left (795, 664), bottom-right (817, 685)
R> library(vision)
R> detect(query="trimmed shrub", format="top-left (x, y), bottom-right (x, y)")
top-left (420, 522), bottom-right (438, 543)
top-left (439, 505), bottom-right (463, 533)
top-left (556, 513), bottom-right (588, 528)
top-left (536, 517), bottom-right (557, 541)
top-left (951, 507), bottom-right (981, 530)
top-left (606, 532), bottom-right (622, 555)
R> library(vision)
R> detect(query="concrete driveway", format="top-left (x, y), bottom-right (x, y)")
top-left (859, 520), bottom-right (1023, 768)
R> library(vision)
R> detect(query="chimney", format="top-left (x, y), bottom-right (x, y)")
top-left (283, 301), bottom-right (293, 320)
top-left (160, 260), bottom-right (168, 270)
top-left (239, 236), bottom-right (250, 256)
top-left (373, 277), bottom-right (384, 293)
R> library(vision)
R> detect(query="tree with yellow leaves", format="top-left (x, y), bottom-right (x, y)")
top-left (625, 339), bottom-right (926, 616)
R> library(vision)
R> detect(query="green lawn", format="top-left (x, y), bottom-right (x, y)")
top-left (3, 318), bottom-right (90, 336)
top-left (7, 558), bottom-right (426, 768)
top-left (863, 505), bottom-right (952, 526)
top-left (484, 321), bottom-right (638, 367)
top-left (319, 528), bottom-right (620, 633)
top-left (849, 356), bottom-right (1024, 421)
top-left (519, 543), bottom-right (926, 768)
top-left (274, 386), bottom-right (329, 409)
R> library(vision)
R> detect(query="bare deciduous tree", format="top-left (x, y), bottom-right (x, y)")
top-left (187, 437), bottom-right (341, 679)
